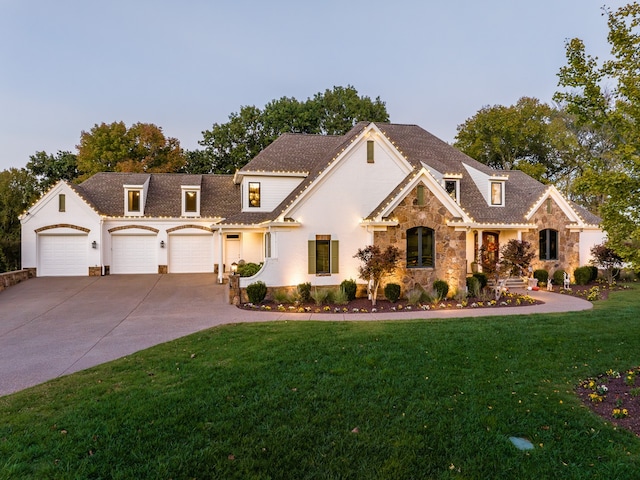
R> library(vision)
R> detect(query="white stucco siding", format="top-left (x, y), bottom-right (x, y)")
top-left (21, 182), bottom-right (101, 274)
top-left (241, 175), bottom-right (304, 212)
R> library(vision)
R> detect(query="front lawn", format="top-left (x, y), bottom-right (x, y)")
top-left (1, 287), bottom-right (639, 479)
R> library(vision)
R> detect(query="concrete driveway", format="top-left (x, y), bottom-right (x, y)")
top-left (0, 274), bottom-right (239, 396)
top-left (0, 274), bottom-right (593, 397)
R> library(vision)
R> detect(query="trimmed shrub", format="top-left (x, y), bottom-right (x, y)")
top-left (384, 283), bottom-right (401, 303)
top-left (297, 282), bottom-right (311, 303)
top-left (472, 272), bottom-right (488, 290)
top-left (246, 281), bottom-right (267, 304)
top-left (237, 262), bottom-right (262, 277)
top-left (533, 269), bottom-right (548, 285)
top-left (553, 270), bottom-right (566, 286)
top-left (340, 279), bottom-right (357, 301)
top-left (588, 266), bottom-right (599, 282)
top-left (574, 266), bottom-right (592, 285)
top-left (433, 279), bottom-right (449, 299)
top-left (466, 276), bottom-right (481, 298)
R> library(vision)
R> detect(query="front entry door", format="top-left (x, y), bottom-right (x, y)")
top-left (225, 234), bottom-right (241, 272)
top-left (474, 231), bottom-right (500, 271)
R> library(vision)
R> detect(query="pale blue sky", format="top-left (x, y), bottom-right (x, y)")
top-left (0, 0), bottom-right (629, 171)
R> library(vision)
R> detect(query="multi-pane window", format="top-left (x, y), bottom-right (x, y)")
top-left (308, 235), bottom-right (339, 275)
top-left (128, 190), bottom-right (141, 212)
top-left (407, 227), bottom-right (435, 268)
top-left (539, 229), bottom-right (558, 260)
top-left (248, 182), bottom-right (261, 207)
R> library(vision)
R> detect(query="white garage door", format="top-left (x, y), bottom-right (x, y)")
top-left (111, 235), bottom-right (157, 274)
top-left (169, 235), bottom-right (214, 273)
top-left (38, 235), bottom-right (88, 276)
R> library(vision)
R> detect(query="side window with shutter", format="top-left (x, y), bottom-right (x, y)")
top-left (308, 236), bottom-right (339, 275)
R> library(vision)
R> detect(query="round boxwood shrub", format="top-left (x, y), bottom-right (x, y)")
top-left (533, 269), bottom-right (548, 285)
top-left (472, 272), bottom-right (488, 290)
top-left (574, 266), bottom-right (592, 285)
top-left (553, 269), bottom-right (567, 286)
top-left (433, 279), bottom-right (449, 299)
top-left (384, 283), bottom-right (401, 303)
top-left (466, 276), bottom-right (481, 298)
top-left (297, 282), bottom-right (312, 303)
top-left (340, 279), bottom-right (358, 301)
top-left (588, 266), bottom-right (599, 282)
top-left (246, 281), bottom-right (267, 304)
top-left (237, 262), bottom-right (262, 277)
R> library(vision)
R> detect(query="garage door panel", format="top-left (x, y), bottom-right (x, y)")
top-left (169, 235), bottom-right (214, 273)
top-left (111, 235), bottom-right (157, 274)
top-left (39, 235), bottom-right (87, 276)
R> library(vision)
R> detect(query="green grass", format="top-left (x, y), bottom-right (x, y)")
top-left (1, 288), bottom-right (640, 479)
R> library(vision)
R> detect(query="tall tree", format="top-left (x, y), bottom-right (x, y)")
top-left (454, 97), bottom-right (580, 190)
top-left (76, 121), bottom-right (184, 179)
top-left (199, 85), bottom-right (389, 174)
top-left (0, 168), bottom-right (38, 272)
top-left (26, 150), bottom-right (78, 192)
top-left (555, 2), bottom-right (640, 268)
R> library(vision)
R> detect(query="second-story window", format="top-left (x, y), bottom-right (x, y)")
top-left (248, 182), bottom-right (261, 207)
top-left (128, 190), bottom-right (141, 212)
top-left (185, 191), bottom-right (197, 212)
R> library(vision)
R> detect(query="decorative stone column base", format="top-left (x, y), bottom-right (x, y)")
top-left (89, 266), bottom-right (102, 276)
top-left (158, 265), bottom-right (168, 274)
top-left (228, 274), bottom-right (241, 305)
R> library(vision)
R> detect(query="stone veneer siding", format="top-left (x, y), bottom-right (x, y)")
top-left (522, 199), bottom-right (580, 280)
top-left (374, 185), bottom-right (467, 296)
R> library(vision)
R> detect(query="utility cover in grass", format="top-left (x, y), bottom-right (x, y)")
top-left (509, 436), bottom-right (534, 450)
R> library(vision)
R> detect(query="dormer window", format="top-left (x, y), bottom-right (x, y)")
top-left (490, 181), bottom-right (504, 206)
top-left (248, 182), bottom-right (261, 208)
top-left (444, 179), bottom-right (459, 201)
top-left (181, 185), bottom-right (201, 217)
top-left (124, 189), bottom-right (142, 216)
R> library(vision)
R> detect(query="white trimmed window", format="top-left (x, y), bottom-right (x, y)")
top-left (181, 185), bottom-right (201, 217)
top-left (490, 181), bottom-right (504, 206)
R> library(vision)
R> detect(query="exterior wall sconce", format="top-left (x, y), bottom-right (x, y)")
top-left (231, 262), bottom-right (238, 274)
top-left (91, 241), bottom-right (97, 249)
top-left (160, 240), bottom-right (165, 248)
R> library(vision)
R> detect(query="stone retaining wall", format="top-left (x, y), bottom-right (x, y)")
top-left (0, 269), bottom-right (36, 292)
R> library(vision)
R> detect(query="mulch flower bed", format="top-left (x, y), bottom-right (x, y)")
top-left (239, 290), bottom-right (542, 314)
top-left (577, 367), bottom-right (640, 437)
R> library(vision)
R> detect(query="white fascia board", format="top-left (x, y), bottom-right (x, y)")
top-left (377, 168), bottom-right (471, 222)
top-left (20, 180), bottom-right (100, 223)
top-left (449, 221), bottom-right (536, 231)
top-left (525, 185), bottom-right (583, 224)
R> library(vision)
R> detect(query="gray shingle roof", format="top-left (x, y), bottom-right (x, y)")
top-left (70, 123), bottom-right (600, 227)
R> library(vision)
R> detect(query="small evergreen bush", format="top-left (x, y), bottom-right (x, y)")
top-left (472, 272), bottom-right (488, 290)
top-left (297, 282), bottom-right (312, 303)
top-left (246, 281), bottom-right (267, 304)
top-left (433, 279), bottom-right (449, 299)
top-left (574, 266), bottom-right (592, 285)
top-left (237, 262), bottom-right (262, 277)
top-left (340, 279), bottom-right (357, 301)
top-left (533, 269), bottom-right (548, 285)
top-left (384, 283), bottom-right (401, 303)
top-left (466, 276), bottom-right (481, 298)
top-left (553, 270), bottom-right (566, 286)
top-left (588, 266), bottom-right (599, 282)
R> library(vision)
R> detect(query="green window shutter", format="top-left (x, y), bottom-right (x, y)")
top-left (331, 240), bottom-right (339, 274)
top-left (367, 141), bottom-right (374, 163)
top-left (308, 240), bottom-right (316, 274)
top-left (417, 185), bottom-right (424, 205)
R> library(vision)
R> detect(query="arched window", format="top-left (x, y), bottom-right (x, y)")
top-left (407, 227), bottom-right (434, 268)
top-left (539, 229), bottom-right (558, 260)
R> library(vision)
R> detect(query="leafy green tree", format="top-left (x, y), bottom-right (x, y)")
top-left (555, 2), bottom-right (640, 268)
top-left (354, 244), bottom-right (401, 306)
top-left (77, 121), bottom-right (184, 179)
top-left (0, 168), bottom-right (39, 272)
top-left (454, 97), bottom-right (581, 190)
top-left (26, 150), bottom-right (78, 192)
top-left (200, 85), bottom-right (389, 173)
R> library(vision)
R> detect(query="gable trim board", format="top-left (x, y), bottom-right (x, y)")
top-left (20, 122), bottom-right (603, 286)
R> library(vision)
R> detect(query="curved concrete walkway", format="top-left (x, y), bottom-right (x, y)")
top-left (0, 274), bottom-right (592, 397)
